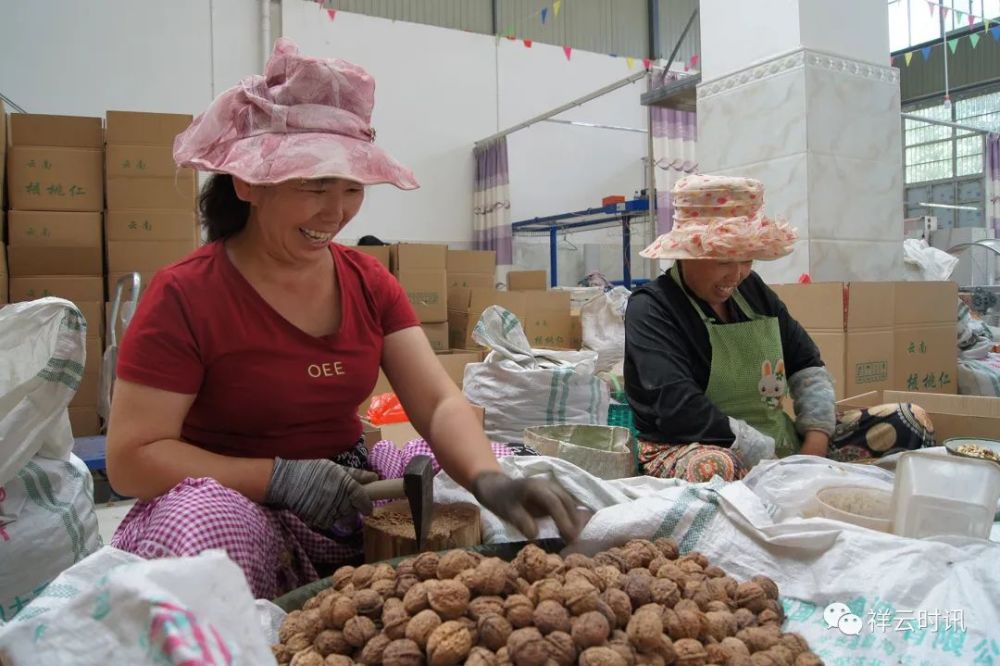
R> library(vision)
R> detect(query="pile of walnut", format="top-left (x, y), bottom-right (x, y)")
top-left (273, 539), bottom-right (824, 666)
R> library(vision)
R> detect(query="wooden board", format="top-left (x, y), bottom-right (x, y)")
top-left (363, 500), bottom-right (481, 563)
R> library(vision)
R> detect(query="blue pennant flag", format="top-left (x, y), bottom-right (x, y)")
top-left (992, 25), bottom-right (1000, 40)
top-left (541, 7), bottom-right (548, 24)
top-left (921, 46), bottom-right (933, 60)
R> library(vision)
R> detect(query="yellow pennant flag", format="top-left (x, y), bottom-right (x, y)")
top-left (904, 52), bottom-right (913, 66)
top-left (553, 0), bottom-right (562, 17)
top-left (626, 56), bottom-right (635, 70)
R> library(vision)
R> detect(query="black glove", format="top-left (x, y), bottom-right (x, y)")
top-left (471, 472), bottom-right (589, 541)
top-left (264, 458), bottom-right (377, 531)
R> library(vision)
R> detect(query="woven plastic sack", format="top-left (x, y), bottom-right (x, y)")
top-left (523, 425), bottom-right (636, 480)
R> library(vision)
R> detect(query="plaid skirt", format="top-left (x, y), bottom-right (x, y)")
top-left (110, 441), bottom-right (368, 600)
top-left (638, 402), bottom-right (935, 483)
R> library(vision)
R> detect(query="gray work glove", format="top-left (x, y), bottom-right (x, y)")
top-left (728, 417), bottom-right (776, 468)
top-left (264, 458), bottom-right (377, 531)
top-left (471, 472), bottom-right (590, 541)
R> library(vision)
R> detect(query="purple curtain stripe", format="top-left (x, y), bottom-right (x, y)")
top-left (651, 107), bottom-right (696, 141)
top-left (474, 227), bottom-right (513, 265)
top-left (987, 133), bottom-right (1000, 181)
top-left (656, 190), bottom-right (674, 235)
top-left (474, 137), bottom-right (510, 189)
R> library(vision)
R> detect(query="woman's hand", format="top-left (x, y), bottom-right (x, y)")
top-left (264, 458), bottom-right (378, 530)
top-left (800, 431), bottom-right (830, 458)
top-left (471, 472), bottom-right (590, 541)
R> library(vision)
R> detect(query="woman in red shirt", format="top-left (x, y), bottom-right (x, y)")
top-left (106, 39), bottom-right (584, 599)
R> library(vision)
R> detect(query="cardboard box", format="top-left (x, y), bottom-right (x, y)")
top-left (8, 211), bottom-right (102, 247)
top-left (8, 275), bottom-right (104, 302)
top-left (893, 282), bottom-right (959, 395)
top-left (362, 421), bottom-right (382, 450)
top-left (448, 287), bottom-right (529, 349)
top-left (508, 270), bottom-right (548, 291)
top-left (364, 406), bottom-right (485, 448)
top-left (8, 114), bottom-right (103, 148)
top-left (447, 273), bottom-right (496, 289)
top-left (105, 111), bottom-right (193, 146)
top-left (8, 247), bottom-right (103, 276)
top-left (436, 350), bottom-right (479, 387)
top-left (7, 147), bottom-right (104, 211)
top-left (106, 144), bottom-right (196, 179)
top-left (70, 368), bottom-right (100, 407)
top-left (447, 249), bottom-right (496, 274)
top-left (83, 337), bottom-right (103, 372)
top-left (569, 313), bottom-right (583, 350)
top-left (106, 210), bottom-right (198, 242)
top-left (422, 322), bottom-right (449, 352)
top-left (522, 290), bottom-right (573, 349)
top-left (390, 243), bottom-right (447, 273)
top-left (1, 102), bottom-right (6, 211)
top-left (839, 391), bottom-right (1000, 443)
top-left (106, 240), bottom-right (195, 272)
top-left (68, 406), bottom-right (101, 437)
top-left (0, 242), bottom-right (7, 305)
top-left (355, 245), bottom-right (390, 269)
top-left (105, 176), bottom-right (197, 211)
top-left (397, 270), bottom-right (448, 323)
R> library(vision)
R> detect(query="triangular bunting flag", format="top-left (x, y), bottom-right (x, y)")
top-left (504, 25), bottom-right (516, 39)
top-left (643, 58), bottom-right (652, 70)
top-left (326, 9), bottom-right (336, 20)
top-left (626, 57), bottom-right (635, 70)
top-left (554, 0), bottom-right (562, 17)
top-left (563, 45), bottom-right (572, 60)
top-left (541, 7), bottom-right (548, 24)
top-left (523, 39), bottom-right (533, 48)
top-left (970, 33), bottom-right (980, 48)
top-left (904, 51), bottom-right (913, 66)
top-left (690, 54), bottom-right (700, 68)
top-left (954, 9), bottom-right (964, 21)
top-left (941, 7), bottom-right (949, 19)
top-left (992, 25), bottom-right (1000, 40)
top-left (948, 38), bottom-right (958, 54)
top-left (968, 13), bottom-right (977, 26)
top-left (922, 45), bottom-right (933, 60)
top-left (928, 0), bottom-right (936, 15)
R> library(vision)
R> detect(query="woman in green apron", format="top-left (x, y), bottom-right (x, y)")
top-left (624, 175), bottom-right (934, 482)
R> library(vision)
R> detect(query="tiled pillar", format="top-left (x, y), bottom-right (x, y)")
top-left (696, 0), bottom-right (904, 283)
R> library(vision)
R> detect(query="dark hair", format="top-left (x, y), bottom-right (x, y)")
top-left (199, 174), bottom-right (250, 242)
top-left (357, 235), bottom-right (388, 246)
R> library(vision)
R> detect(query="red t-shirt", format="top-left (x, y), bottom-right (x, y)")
top-left (116, 241), bottom-right (419, 460)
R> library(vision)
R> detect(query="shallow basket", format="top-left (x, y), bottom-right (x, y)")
top-left (524, 424), bottom-right (637, 480)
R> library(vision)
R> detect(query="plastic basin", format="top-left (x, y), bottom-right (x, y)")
top-left (815, 485), bottom-right (893, 532)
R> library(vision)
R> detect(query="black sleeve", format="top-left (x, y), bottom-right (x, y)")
top-left (624, 293), bottom-right (736, 445)
top-left (742, 274), bottom-right (825, 376)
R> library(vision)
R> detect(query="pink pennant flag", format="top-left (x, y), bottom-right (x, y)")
top-left (928, 0), bottom-right (936, 15)
top-left (941, 6), bottom-right (949, 19)
top-left (326, 9), bottom-right (336, 20)
top-left (689, 54), bottom-right (700, 68)
top-left (969, 13), bottom-right (976, 26)
top-left (642, 58), bottom-right (652, 70)
top-left (523, 39), bottom-right (533, 48)
top-left (563, 45), bottom-right (572, 60)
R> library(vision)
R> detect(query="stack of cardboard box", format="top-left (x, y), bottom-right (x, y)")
top-left (390, 244), bottom-right (449, 352)
top-left (1, 100), bottom-right (6, 301)
top-left (354, 245), bottom-right (390, 270)
top-left (104, 111), bottom-right (198, 297)
top-left (5, 114), bottom-right (106, 435)
top-left (446, 249), bottom-right (496, 290)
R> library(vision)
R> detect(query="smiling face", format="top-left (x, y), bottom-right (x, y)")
top-left (232, 177), bottom-right (365, 263)
top-left (681, 259), bottom-right (754, 306)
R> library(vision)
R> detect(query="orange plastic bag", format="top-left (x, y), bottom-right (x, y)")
top-left (366, 392), bottom-right (410, 425)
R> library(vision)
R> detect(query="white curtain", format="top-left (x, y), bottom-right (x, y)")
top-left (473, 137), bottom-right (512, 265)
top-left (651, 74), bottom-right (698, 235)
top-left (987, 133), bottom-right (1000, 239)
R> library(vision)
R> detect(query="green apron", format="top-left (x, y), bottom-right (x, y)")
top-left (670, 266), bottom-right (800, 457)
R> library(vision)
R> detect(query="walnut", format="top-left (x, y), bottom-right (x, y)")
top-left (527, 578), bottom-right (563, 606)
top-left (324, 655), bottom-right (353, 666)
top-left (778, 634), bottom-right (809, 658)
top-left (353, 589), bottom-right (383, 618)
top-left (343, 616), bottom-right (376, 648)
top-left (437, 550), bottom-right (477, 579)
top-left (626, 608), bottom-right (663, 654)
top-left (623, 540), bottom-right (659, 567)
top-left (504, 594), bottom-right (535, 628)
top-left (382, 638), bottom-right (424, 666)
top-left (474, 558), bottom-right (512, 596)
top-left (758, 609), bottom-right (782, 627)
top-left (280, 610), bottom-right (324, 643)
top-left (414, 552), bottom-right (441, 580)
top-left (678, 560), bottom-right (704, 576)
top-left (578, 647), bottom-right (628, 666)
top-left (352, 564), bottom-right (376, 589)
top-left (620, 549), bottom-right (646, 571)
top-left (674, 638), bottom-right (708, 666)
top-left (599, 588), bottom-right (632, 629)
top-left (561, 581), bottom-right (600, 616)
top-left (704, 565), bottom-right (727, 579)
top-left (303, 588), bottom-right (332, 612)
top-left (479, 614), bottom-right (513, 651)
top-left (736, 627), bottom-right (781, 653)
top-left (396, 573), bottom-right (421, 598)
top-left (763, 599), bottom-right (785, 622)
top-left (425, 620), bottom-right (472, 666)
top-left (458, 616), bottom-right (480, 646)
top-left (403, 582), bottom-right (430, 615)
top-left (287, 633), bottom-right (312, 653)
top-left (290, 649), bottom-right (325, 666)
top-left (593, 550), bottom-right (629, 573)
top-left (396, 559), bottom-right (416, 577)
top-left (527, 599), bottom-right (568, 634)
top-left (468, 596), bottom-right (506, 620)
top-left (662, 608), bottom-right (701, 641)
top-left (734, 608), bottom-right (757, 630)
top-left (383, 604), bottom-right (410, 640)
top-left (405, 609), bottom-right (442, 649)
top-left (323, 595), bottom-right (357, 630)
top-left (793, 653), bottom-right (824, 666)
top-left (507, 627), bottom-right (550, 666)
top-left (496, 646), bottom-right (511, 666)
top-left (653, 537), bottom-right (680, 560)
top-left (467, 647), bottom-right (499, 666)
top-left (607, 638), bottom-right (637, 666)
top-left (331, 567), bottom-right (355, 591)
top-left (564, 553), bottom-right (594, 569)
top-left (706, 600), bottom-right (732, 613)
top-left (674, 599), bottom-right (702, 615)
top-left (705, 610), bottom-right (738, 642)
top-left (357, 633), bottom-right (391, 666)
top-left (654, 562), bottom-right (686, 585)
top-left (566, 567), bottom-right (605, 591)
top-left (456, 568), bottom-right (478, 591)
top-left (546, 554), bottom-right (566, 576)
top-left (721, 636), bottom-right (752, 658)
top-left (514, 576), bottom-right (533, 595)
top-left (735, 582), bottom-right (768, 614)
top-left (514, 544), bottom-right (549, 583)
top-left (679, 552), bottom-right (709, 568)
top-left (766, 645), bottom-right (796, 666)
top-left (571, 611), bottom-right (611, 649)
top-left (595, 599), bottom-right (619, 631)
top-left (272, 643), bottom-right (292, 665)
top-left (426, 579), bottom-right (470, 620)
top-left (313, 629), bottom-right (351, 656)
top-left (595, 566), bottom-right (625, 591)
top-left (633, 652), bottom-right (665, 666)
top-left (623, 571), bottom-right (653, 608)
top-left (371, 578), bottom-right (396, 598)
top-left (534, 630), bottom-right (573, 666)
top-left (750, 651), bottom-right (787, 666)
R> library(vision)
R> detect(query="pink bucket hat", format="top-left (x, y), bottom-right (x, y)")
top-left (173, 38), bottom-right (418, 189)
top-left (640, 175), bottom-right (798, 261)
